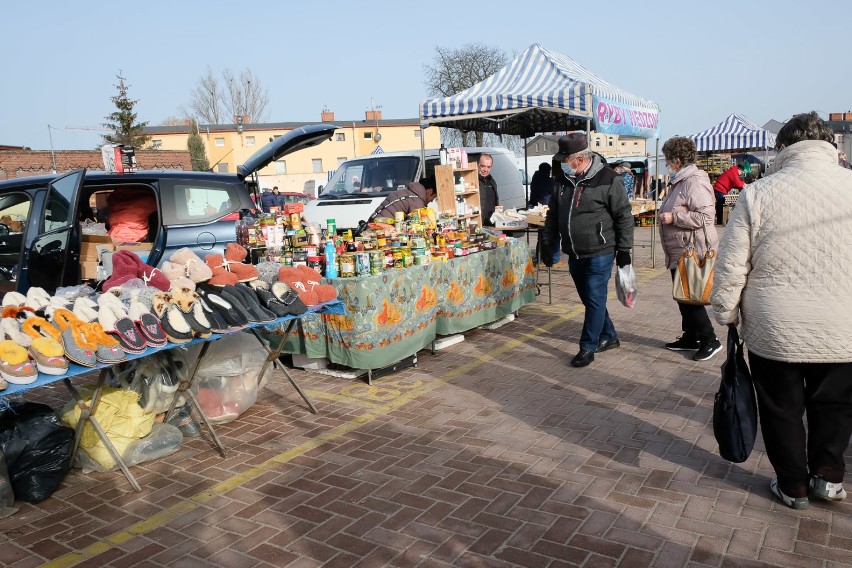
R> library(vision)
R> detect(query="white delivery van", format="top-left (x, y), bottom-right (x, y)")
top-left (303, 147), bottom-right (526, 230)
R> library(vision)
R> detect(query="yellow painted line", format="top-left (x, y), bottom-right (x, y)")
top-left (42, 267), bottom-right (666, 568)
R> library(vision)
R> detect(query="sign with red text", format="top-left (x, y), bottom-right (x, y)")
top-left (593, 96), bottom-right (660, 139)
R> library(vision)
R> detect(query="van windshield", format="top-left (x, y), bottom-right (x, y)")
top-left (319, 156), bottom-right (420, 199)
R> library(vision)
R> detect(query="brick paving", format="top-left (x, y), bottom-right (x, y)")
top-left (2, 227), bottom-right (852, 567)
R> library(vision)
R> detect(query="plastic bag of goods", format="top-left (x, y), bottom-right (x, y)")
top-left (615, 265), bottom-right (638, 308)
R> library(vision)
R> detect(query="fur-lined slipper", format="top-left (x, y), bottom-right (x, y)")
top-left (73, 296), bottom-right (99, 323)
top-left (171, 248), bottom-right (213, 283)
top-left (248, 279), bottom-right (270, 291)
top-left (82, 321), bottom-right (129, 363)
top-left (160, 261), bottom-right (186, 282)
top-left (157, 306), bottom-right (193, 344)
top-left (255, 261), bottom-right (281, 286)
top-left (218, 286), bottom-right (258, 324)
top-left (25, 287), bottom-right (51, 310)
top-left (254, 288), bottom-right (290, 318)
top-left (196, 297), bottom-right (229, 334)
top-left (271, 283), bottom-right (308, 315)
top-left (2, 316), bottom-right (32, 347)
top-left (111, 317), bottom-right (147, 355)
top-left (49, 309), bottom-right (97, 367)
top-left (183, 302), bottom-right (212, 338)
top-left (1, 292), bottom-right (27, 308)
top-left (0, 340), bottom-right (37, 384)
top-left (129, 302), bottom-right (167, 348)
top-left (169, 284), bottom-right (198, 313)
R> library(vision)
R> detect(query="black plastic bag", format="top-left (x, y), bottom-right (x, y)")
top-left (713, 327), bottom-right (758, 463)
top-left (0, 402), bottom-right (75, 503)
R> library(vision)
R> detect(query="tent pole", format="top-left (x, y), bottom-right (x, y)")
top-left (524, 136), bottom-right (529, 207)
top-left (419, 124), bottom-right (426, 179)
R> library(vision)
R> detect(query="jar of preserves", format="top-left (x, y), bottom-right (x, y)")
top-left (339, 254), bottom-right (356, 278)
top-left (370, 251), bottom-right (383, 275)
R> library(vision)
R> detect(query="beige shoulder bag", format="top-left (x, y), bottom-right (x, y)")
top-left (672, 221), bottom-right (715, 305)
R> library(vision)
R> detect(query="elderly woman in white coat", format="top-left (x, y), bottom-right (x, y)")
top-left (658, 136), bottom-right (721, 362)
top-left (711, 111), bottom-right (852, 510)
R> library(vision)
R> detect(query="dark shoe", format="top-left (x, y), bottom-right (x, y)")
top-left (693, 339), bottom-right (722, 361)
top-left (665, 336), bottom-right (700, 351)
top-left (570, 349), bottom-right (595, 368)
top-left (596, 337), bottom-right (620, 352)
top-left (220, 286), bottom-right (259, 323)
top-left (255, 288), bottom-right (290, 318)
top-left (197, 285), bottom-right (250, 328)
top-left (234, 284), bottom-right (277, 322)
top-left (197, 297), bottom-right (230, 333)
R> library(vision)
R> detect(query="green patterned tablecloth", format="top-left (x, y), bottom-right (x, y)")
top-left (271, 239), bottom-right (536, 370)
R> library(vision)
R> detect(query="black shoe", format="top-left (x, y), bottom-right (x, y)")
top-left (234, 284), bottom-right (277, 322)
top-left (665, 336), bottom-right (700, 351)
top-left (570, 349), bottom-right (595, 367)
top-left (596, 337), bottom-right (620, 353)
top-left (218, 286), bottom-right (259, 324)
top-left (693, 339), bottom-right (722, 361)
top-left (255, 288), bottom-right (291, 318)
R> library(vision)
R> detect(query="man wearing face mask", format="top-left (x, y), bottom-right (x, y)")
top-left (541, 132), bottom-right (634, 367)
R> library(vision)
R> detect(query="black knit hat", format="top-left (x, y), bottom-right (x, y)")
top-left (553, 132), bottom-right (588, 161)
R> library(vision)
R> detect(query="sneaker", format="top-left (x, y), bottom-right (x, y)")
top-left (809, 475), bottom-right (847, 501)
top-left (770, 478), bottom-right (809, 510)
top-left (665, 336), bottom-right (700, 351)
top-left (693, 339), bottom-right (723, 361)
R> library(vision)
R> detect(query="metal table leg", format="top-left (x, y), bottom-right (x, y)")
top-left (164, 341), bottom-right (227, 458)
top-left (249, 321), bottom-right (318, 414)
top-left (64, 368), bottom-right (142, 492)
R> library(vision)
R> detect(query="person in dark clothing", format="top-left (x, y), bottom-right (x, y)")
top-left (369, 180), bottom-right (436, 222)
top-left (541, 133), bottom-right (634, 368)
top-left (259, 189), bottom-right (277, 213)
top-left (477, 154), bottom-right (499, 226)
top-left (528, 163), bottom-right (553, 207)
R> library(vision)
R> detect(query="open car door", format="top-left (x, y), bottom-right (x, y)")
top-left (25, 169), bottom-right (86, 294)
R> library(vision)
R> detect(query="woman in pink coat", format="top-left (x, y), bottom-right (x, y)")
top-left (658, 137), bottom-right (721, 361)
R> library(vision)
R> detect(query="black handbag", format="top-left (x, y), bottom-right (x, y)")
top-left (713, 327), bottom-right (758, 463)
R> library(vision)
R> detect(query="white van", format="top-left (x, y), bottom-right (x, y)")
top-left (303, 147), bottom-right (526, 230)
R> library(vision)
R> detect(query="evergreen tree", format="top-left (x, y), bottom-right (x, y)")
top-left (102, 72), bottom-right (151, 148)
top-left (187, 120), bottom-right (210, 171)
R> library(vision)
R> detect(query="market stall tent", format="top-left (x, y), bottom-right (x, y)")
top-left (419, 43), bottom-right (660, 139)
top-left (690, 113), bottom-right (777, 152)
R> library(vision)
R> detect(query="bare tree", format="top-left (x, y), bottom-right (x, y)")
top-left (188, 67), bottom-right (223, 125)
top-left (188, 67), bottom-right (269, 126)
top-left (424, 43), bottom-right (510, 147)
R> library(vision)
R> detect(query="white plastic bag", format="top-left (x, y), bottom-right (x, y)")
top-left (615, 265), bottom-right (638, 308)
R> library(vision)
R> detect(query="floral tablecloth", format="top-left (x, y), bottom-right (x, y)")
top-left (271, 239), bottom-right (536, 370)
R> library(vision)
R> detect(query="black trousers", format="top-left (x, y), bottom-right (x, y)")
top-left (714, 191), bottom-right (726, 225)
top-left (749, 352), bottom-right (852, 497)
top-left (670, 270), bottom-right (716, 343)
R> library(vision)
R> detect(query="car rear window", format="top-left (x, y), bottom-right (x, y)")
top-left (160, 180), bottom-right (240, 225)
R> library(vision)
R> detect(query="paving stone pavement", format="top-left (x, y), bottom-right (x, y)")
top-left (2, 227), bottom-right (852, 568)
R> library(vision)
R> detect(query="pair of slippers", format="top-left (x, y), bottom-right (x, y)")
top-left (98, 292), bottom-right (167, 353)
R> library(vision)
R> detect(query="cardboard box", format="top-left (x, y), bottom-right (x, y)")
top-left (525, 213), bottom-right (547, 226)
top-left (80, 261), bottom-right (99, 280)
top-left (82, 234), bottom-right (112, 244)
top-left (81, 241), bottom-right (115, 260)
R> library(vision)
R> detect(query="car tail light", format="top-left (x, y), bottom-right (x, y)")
top-left (220, 212), bottom-right (240, 221)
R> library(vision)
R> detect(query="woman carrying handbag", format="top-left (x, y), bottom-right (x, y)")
top-left (658, 136), bottom-right (722, 362)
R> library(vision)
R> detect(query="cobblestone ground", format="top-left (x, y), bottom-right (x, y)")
top-left (2, 227), bottom-right (851, 568)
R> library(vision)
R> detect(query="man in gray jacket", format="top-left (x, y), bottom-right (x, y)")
top-left (542, 132), bottom-right (634, 367)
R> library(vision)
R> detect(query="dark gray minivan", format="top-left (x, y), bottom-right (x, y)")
top-left (0, 124), bottom-right (336, 296)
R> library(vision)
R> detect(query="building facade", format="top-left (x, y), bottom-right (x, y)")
top-left (144, 111), bottom-right (441, 195)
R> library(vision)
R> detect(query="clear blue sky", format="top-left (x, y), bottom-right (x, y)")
top-left (2, 0), bottom-right (848, 151)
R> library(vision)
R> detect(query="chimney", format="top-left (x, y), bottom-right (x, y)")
top-left (365, 109), bottom-right (383, 122)
top-left (321, 110), bottom-right (335, 122)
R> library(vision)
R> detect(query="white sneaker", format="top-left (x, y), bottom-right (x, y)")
top-left (809, 476), bottom-right (847, 501)
top-left (770, 478), bottom-right (809, 509)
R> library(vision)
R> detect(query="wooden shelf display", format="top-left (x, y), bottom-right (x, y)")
top-left (435, 165), bottom-right (481, 228)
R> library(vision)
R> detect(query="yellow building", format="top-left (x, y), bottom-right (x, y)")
top-left (144, 110), bottom-right (440, 195)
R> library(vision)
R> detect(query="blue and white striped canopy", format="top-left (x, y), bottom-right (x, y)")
top-left (419, 44), bottom-right (660, 138)
top-left (690, 114), bottom-right (776, 152)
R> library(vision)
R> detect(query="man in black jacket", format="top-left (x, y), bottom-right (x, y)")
top-left (477, 154), bottom-right (499, 226)
top-left (542, 133), bottom-right (634, 367)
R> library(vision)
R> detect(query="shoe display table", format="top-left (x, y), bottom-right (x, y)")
top-left (0, 300), bottom-right (344, 492)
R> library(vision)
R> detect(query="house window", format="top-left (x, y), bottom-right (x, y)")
top-left (363, 132), bottom-right (372, 139)
top-left (337, 157), bottom-right (348, 166)
top-left (214, 138), bottom-right (225, 147)
top-left (336, 133), bottom-right (346, 141)
top-left (595, 139), bottom-right (602, 147)
top-left (608, 137), bottom-right (615, 147)
top-left (216, 163), bottom-right (228, 173)
top-left (151, 140), bottom-right (162, 150)
top-left (275, 160), bottom-right (287, 174)
top-left (312, 159), bottom-right (323, 173)
top-left (246, 136), bottom-right (255, 147)
top-left (414, 130), bottom-right (421, 138)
